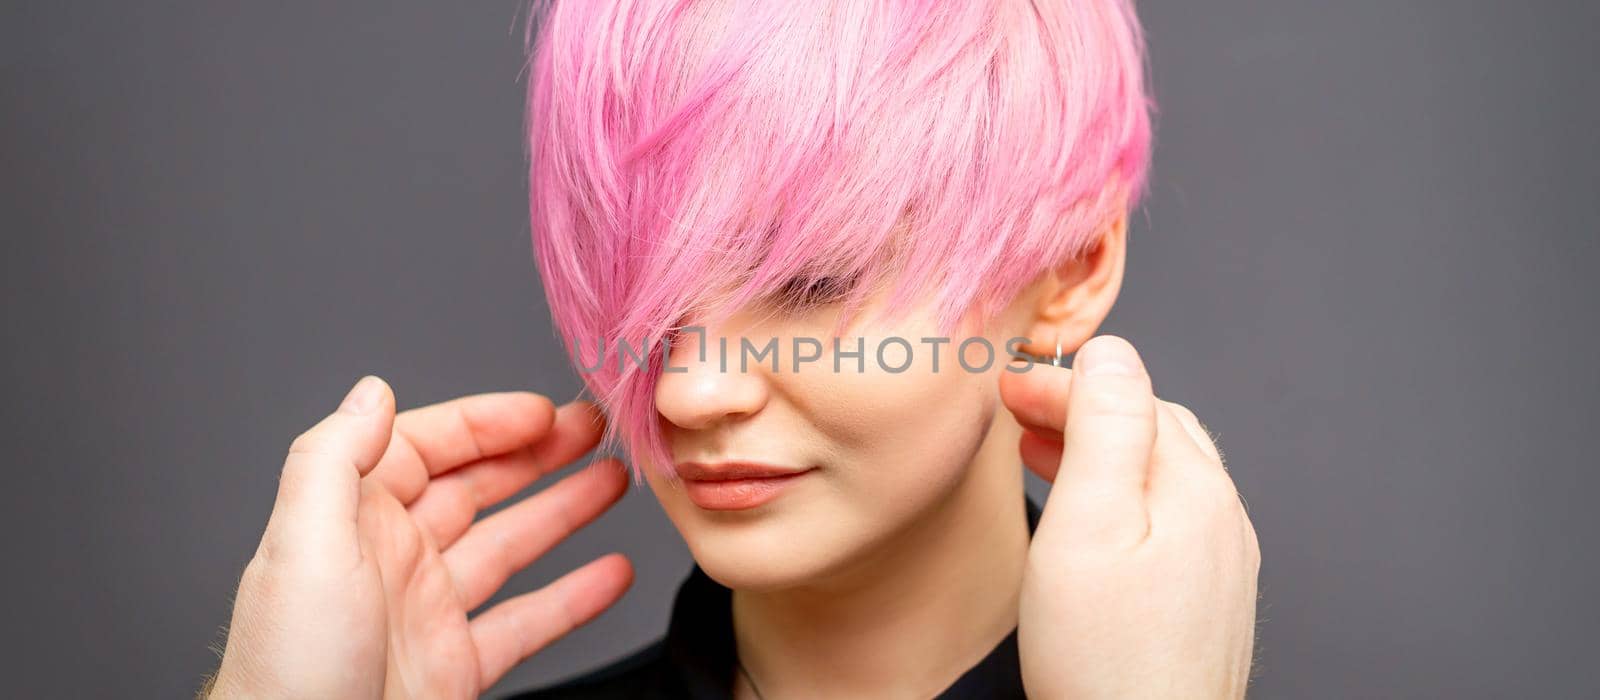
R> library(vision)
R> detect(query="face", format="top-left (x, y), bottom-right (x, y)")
top-left (643, 276), bottom-right (1048, 592)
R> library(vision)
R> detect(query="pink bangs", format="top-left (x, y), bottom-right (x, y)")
top-left (524, 0), bottom-right (1154, 480)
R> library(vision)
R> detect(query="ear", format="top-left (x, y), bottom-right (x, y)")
top-left (1021, 207), bottom-right (1128, 357)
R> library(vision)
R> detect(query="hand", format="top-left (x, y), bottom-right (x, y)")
top-left (208, 376), bottom-right (633, 699)
top-left (1001, 336), bottom-right (1260, 699)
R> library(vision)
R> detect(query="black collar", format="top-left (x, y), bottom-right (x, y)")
top-left (661, 493), bottom-right (1043, 699)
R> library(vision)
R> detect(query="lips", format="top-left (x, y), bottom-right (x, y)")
top-left (676, 461), bottom-right (815, 511)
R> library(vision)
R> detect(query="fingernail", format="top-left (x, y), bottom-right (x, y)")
top-left (1076, 337), bottom-right (1140, 377)
top-left (339, 375), bottom-right (383, 414)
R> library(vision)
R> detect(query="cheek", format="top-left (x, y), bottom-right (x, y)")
top-left (791, 335), bottom-right (1000, 487)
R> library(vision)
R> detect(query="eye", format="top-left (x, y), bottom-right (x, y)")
top-left (776, 273), bottom-right (858, 308)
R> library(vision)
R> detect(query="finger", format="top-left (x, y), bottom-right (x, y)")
top-left (261, 375), bottom-right (396, 566)
top-left (1240, 498), bottom-right (1262, 575)
top-left (365, 392), bottom-right (566, 504)
top-left (1018, 428), bottom-right (1064, 482)
top-left (998, 362), bottom-right (1072, 443)
top-left (1151, 400), bottom-right (1212, 471)
top-left (470, 552), bottom-right (634, 687)
top-left (1149, 401), bottom-right (1228, 499)
top-left (998, 362), bottom-right (1073, 482)
top-left (407, 401), bottom-right (611, 549)
top-left (1148, 401), bottom-right (1243, 526)
top-left (1162, 399), bottom-right (1223, 464)
top-left (442, 458), bottom-right (629, 610)
top-left (1050, 335), bottom-right (1156, 546)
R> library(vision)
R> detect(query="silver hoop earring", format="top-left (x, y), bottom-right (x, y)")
top-left (1052, 340), bottom-right (1064, 367)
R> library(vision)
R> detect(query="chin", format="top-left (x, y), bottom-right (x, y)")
top-left (694, 550), bottom-right (819, 592)
top-left (677, 513), bottom-right (842, 592)
top-left (665, 501), bottom-right (870, 594)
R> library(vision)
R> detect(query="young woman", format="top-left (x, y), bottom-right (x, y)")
top-left (205, 1), bottom-right (1259, 698)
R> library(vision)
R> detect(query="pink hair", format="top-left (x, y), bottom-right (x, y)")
top-left (524, 0), bottom-right (1154, 481)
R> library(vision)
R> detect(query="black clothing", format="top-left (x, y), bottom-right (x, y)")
top-left (507, 494), bottom-right (1043, 699)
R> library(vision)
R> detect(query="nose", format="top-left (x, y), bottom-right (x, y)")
top-left (654, 326), bottom-right (772, 431)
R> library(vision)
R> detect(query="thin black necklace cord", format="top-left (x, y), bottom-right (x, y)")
top-left (736, 659), bottom-right (766, 700)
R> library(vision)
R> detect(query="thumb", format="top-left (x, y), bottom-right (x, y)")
top-left (258, 375), bottom-right (396, 567)
top-left (1052, 336), bottom-right (1156, 547)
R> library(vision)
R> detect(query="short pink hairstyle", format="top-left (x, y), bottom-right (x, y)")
top-left (524, 0), bottom-right (1154, 481)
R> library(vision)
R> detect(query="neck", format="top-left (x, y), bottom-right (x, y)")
top-left (730, 417), bottom-right (1030, 699)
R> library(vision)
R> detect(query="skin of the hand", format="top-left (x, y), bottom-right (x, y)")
top-left (1001, 335), bottom-right (1261, 699)
top-left (207, 376), bottom-right (634, 699)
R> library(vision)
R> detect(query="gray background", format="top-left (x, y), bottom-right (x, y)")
top-left (3, 1), bottom-right (1596, 697)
